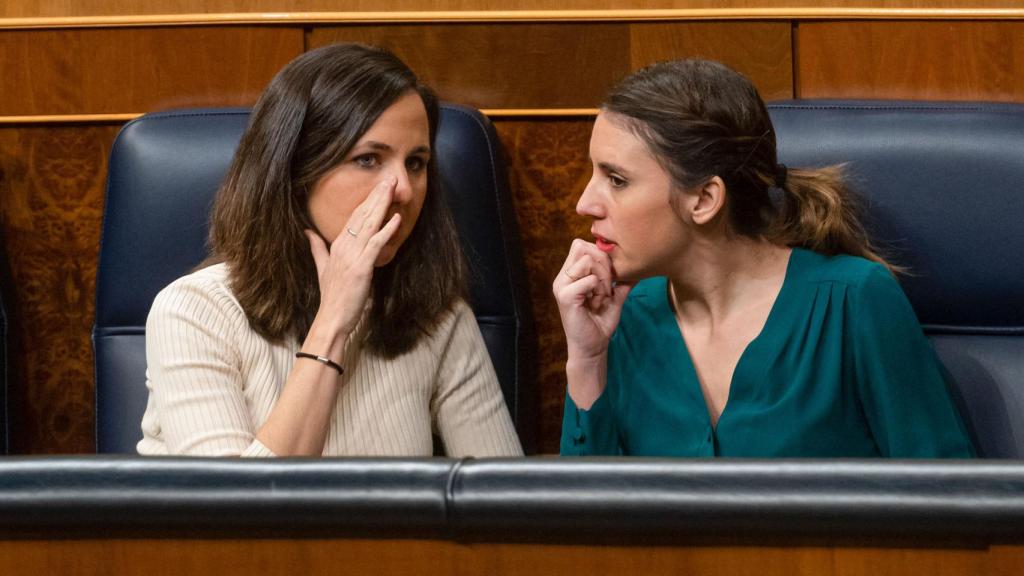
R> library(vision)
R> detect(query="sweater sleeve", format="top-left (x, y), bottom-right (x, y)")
top-left (430, 301), bottom-right (524, 457)
top-left (143, 277), bottom-right (277, 457)
top-left (848, 264), bottom-right (975, 458)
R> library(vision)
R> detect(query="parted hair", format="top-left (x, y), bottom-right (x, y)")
top-left (604, 58), bottom-right (895, 271)
top-left (205, 43), bottom-right (466, 357)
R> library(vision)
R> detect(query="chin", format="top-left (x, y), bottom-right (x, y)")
top-left (611, 262), bottom-right (651, 284)
top-left (372, 238), bottom-right (406, 267)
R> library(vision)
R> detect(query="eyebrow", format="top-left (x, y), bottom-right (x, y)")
top-left (360, 141), bottom-right (431, 155)
top-left (596, 161), bottom-right (630, 176)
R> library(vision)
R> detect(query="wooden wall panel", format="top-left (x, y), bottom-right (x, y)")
top-left (1, 539), bottom-right (1023, 575)
top-left (0, 27), bottom-right (303, 115)
top-left (0, 1), bottom-right (1018, 19)
top-left (0, 125), bottom-right (120, 454)
top-left (493, 119), bottom-right (592, 454)
top-left (310, 24), bottom-right (632, 109)
top-left (629, 22), bottom-right (793, 100)
top-left (310, 21), bottom-right (792, 109)
top-left (796, 21), bottom-right (1024, 100)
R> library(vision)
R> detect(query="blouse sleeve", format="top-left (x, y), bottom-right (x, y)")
top-left (430, 301), bottom-right (523, 457)
top-left (560, 334), bottom-right (624, 456)
top-left (560, 388), bottom-right (623, 456)
top-left (144, 277), bottom-right (276, 457)
top-left (847, 264), bottom-right (975, 458)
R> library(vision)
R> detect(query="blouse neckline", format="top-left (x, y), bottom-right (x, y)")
top-left (655, 247), bottom-right (803, 432)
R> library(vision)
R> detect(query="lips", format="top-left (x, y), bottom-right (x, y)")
top-left (595, 235), bottom-right (616, 253)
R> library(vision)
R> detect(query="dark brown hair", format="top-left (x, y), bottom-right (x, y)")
top-left (604, 59), bottom-right (894, 271)
top-left (206, 43), bottom-right (466, 356)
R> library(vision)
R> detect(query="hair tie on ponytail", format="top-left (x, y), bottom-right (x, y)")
top-left (775, 164), bottom-right (788, 188)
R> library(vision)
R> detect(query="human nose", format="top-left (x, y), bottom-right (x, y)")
top-left (576, 175), bottom-right (605, 218)
top-left (387, 164), bottom-right (414, 204)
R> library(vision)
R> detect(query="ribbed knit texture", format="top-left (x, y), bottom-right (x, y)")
top-left (138, 263), bottom-right (523, 458)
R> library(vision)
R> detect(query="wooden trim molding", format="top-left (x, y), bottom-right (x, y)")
top-left (0, 109), bottom-right (599, 125)
top-left (1, 8), bottom-right (1023, 30)
top-left (0, 114), bottom-right (144, 125)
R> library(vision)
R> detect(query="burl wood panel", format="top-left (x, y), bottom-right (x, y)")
top-left (0, 27), bottom-right (303, 115)
top-left (494, 119), bottom-right (592, 454)
top-left (1, 539), bottom-right (1023, 575)
top-left (797, 21), bottom-right (1024, 101)
top-left (0, 125), bottom-right (120, 454)
top-left (310, 21), bottom-right (792, 109)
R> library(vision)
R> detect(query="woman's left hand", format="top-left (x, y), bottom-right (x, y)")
top-left (305, 176), bottom-right (402, 338)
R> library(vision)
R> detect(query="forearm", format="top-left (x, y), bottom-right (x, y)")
top-left (255, 314), bottom-right (348, 456)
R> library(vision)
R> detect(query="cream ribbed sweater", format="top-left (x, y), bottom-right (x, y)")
top-left (138, 263), bottom-right (523, 457)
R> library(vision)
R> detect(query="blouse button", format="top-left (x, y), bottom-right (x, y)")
top-left (573, 429), bottom-right (586, 446)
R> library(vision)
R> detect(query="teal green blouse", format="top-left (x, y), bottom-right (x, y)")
top-left (561, 248), bottom-right (975, 458)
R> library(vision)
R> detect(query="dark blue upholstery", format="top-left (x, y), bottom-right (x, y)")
top-left (94, 105), bottom-right (536, 454)
top-left (769, 100), bottom-right (1024, 458)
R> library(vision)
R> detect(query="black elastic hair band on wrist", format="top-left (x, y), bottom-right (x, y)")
top-left (295, 351), bottom-right (344, 375)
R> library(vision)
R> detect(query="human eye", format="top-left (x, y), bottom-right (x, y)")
top-left (353, 153), bottom-right (380, 169)
top-left (609, 173), bottom-right (628, 189)
top-left (406, 155), bottom-right (427, 172)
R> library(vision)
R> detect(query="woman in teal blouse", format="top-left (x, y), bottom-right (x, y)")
top-left (554, 59), bottom-right (974, 458)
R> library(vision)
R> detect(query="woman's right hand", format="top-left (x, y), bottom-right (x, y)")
top-left (552, 239), bottom-right (634, 364)
top-left (305, 177), bottom-right (403, 337)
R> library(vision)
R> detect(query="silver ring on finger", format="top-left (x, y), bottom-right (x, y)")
top-left (564, 269), bottom-right (581, 282)
top-left (346, 227), bottom-right (359, 237)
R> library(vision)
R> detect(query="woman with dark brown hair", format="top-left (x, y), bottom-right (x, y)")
top-left (555, 59), bottom-right (973, 458)
top-left (138, 43), bottom-right (522, 457)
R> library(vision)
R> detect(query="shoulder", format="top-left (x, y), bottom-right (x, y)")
top-left (148, 263), bottom-right (246, 326)
top-left (795, 248), bottom-right (896, 293)
top-left (793, 249), bottom-right (917, 329)
top-left (422, 298), bottom-right (480, 349)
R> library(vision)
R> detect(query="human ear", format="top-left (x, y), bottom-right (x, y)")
top-left (690, 176), bottom-right (726, 226)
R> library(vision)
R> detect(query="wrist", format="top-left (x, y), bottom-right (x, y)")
top-left (565, 354), bottom-right (607, 411)
top-left (566, 349), bottom-right (607, 370)
top-left (304, 316), bottom-right (350, 363)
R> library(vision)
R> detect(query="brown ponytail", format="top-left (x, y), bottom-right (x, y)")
top-left (766, 165), bottom-right (896, 271)
top-left (604, 59), bottom-right (898, 273)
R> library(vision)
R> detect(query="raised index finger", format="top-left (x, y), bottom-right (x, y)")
top-left (359, 176), bottom-right (397, 236)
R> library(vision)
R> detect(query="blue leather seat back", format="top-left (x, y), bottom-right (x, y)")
top-left (94, 105), bottom-right (536, 454)
top-left (769, 101), bottom-right (1024, 457)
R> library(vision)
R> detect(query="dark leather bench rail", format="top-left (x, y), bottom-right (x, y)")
top-left (452, 459), bottom-right (1024, 545)
top-left (0, 457), bottom-right (455, 538)
top-left (2, 457), bottom-right (1023, 544)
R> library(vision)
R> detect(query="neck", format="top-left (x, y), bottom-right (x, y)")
top-left (666, 235), bottom-right (792, 327)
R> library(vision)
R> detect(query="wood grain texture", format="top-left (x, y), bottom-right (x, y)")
top-left (797, 21), bottom-right (1024, 100)
top-left (0, 27), bottom-right (303, 115)
top-left (310, 24), bottom-right (632, 109)
top-left (494, 119), bottom-right (593, 455)
top-left (0, 125), bottom-right (120, 454)
top-left (310, 21), bottom-right (791, 109)
top-left (628, 21), bottom-right (793, 100)
top-left (0, 539), bottom-right (1022, 575)
top-left (1, 1), bottom-right (1021, 19)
